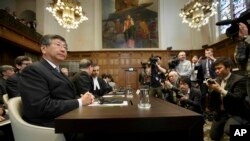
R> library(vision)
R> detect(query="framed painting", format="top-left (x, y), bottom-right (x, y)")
top-left (102, 0), bottom-right (159, 49)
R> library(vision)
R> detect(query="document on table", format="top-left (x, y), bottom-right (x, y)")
top-left (88, 101), bottom-right (128, 107)
top-left (103, 95), bottom-right (125, 98)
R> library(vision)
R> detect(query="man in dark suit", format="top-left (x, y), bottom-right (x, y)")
top-left (91, 65), bottom-right (112, 97)
top-left (195, 47), bottom-right (217, 116)
top-left (6, 56), bottom-right (32, 98)
top-left (19, 34), bottom-right (95, 141)
top-left (206, 57), bottom-right (250, 140)
top-left (178, 76), bottom-right (202, 114)
top-left (0, 65), bottom-right (15, 104)
top-left (71, 58), bottom-right (94, 96)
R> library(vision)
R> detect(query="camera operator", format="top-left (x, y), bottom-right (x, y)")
top-left (238, 22), bottom-right (250, 105)
top-left (149, 56), bottom-right (166, 99)
top-left (139, 62), bottom-right (151, 87)
top-left (216, 9), bottom-right (250, 105)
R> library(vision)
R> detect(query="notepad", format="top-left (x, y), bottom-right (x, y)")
top-left (88, 101), bottom-right (128, 107)
top-left (103, 95), bottom-right (125, 98)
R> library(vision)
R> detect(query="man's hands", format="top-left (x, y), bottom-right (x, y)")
top-left (80, 92), bottom-right (95, 106)
top-left (239, 22), bottom-right (249, 38)
top-left (164, 80), bottom-right (173, 89)
top-left (206, 80), bottom-right (225, 94)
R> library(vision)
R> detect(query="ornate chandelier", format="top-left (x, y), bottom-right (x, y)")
top-left (46, 0), bottom-right (88, 32)
top-left (179, 0), bottom-right (218, 30)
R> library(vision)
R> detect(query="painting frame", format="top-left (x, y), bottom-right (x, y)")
top-left (102, 0), bottom-right (159, 49)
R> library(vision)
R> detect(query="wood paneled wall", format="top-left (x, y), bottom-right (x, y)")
top-left (0, 25), bottom-right (40, 66)
top-left (210, 38), bottom-right (237, 60)
top-left (66, 50), bottom-right (202, 89)
top-left (66, 38), bottom-right (237, 90)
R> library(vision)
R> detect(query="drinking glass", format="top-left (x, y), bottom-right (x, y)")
top-left (138, 88), bottom-right (151, 109)
top-left (126, 85), bottom-right (133, 98)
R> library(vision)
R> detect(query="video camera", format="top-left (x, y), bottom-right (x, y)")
top-left (149, 56), bottom-right (159, 65)
top-left (168, 56), bottom-right (179, 69)
top-left (216, 9), bottom-right (250, 40)
top-left (141, 62), bottom-right (149, 69)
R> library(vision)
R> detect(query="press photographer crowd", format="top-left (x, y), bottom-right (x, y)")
top-left (138, 9), bottom-right (250, 140)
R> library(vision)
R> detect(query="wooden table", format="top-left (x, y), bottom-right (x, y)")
top-left (55, 96), bottom-right (204, 141)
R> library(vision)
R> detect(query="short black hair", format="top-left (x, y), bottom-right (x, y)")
top-left (0, 65), bottom-right (14, 75)
top-left (213, 57), bottom-right (233, 69)
top-left (40, 34), bottom-right (67, 47)
top-left (15, 56), bottom-right (31, 65)
top-left (155, 56), bottom-right (162, 60)
top-left (179, 76), bottom-right (191, 88)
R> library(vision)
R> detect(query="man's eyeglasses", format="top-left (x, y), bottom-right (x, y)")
top-left (49, 42), bottom-right (68, 51)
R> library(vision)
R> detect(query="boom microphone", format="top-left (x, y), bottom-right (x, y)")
top-left (216, 19), bottom-right (233, 26)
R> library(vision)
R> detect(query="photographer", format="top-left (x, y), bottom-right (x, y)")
top-left (206, 57), bottom-right (250, 140)
top-left (149, 56), bottom-right (166, 99)
top-left (238, 22), bottom-right (250, 105)
top-left (195, 47), bottom-right (217, 115)
top-left (178, 76), bottom-right (202, 114)
top-left (163, 70), bottom-right (180, 103)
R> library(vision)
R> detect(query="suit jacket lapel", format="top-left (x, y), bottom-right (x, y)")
top-left (40, 59), bottom-right (75, 90)
top-left (224, 74), bottom-right (236, 91)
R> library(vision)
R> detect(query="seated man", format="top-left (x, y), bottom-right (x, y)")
top-left (91, 65), bottom-right (112, 97)
top-left (6, 56), bottom-right (32, 98)
top-left (19, 34), bottom-right (95, 141)
top-left (71, 58), bottom-right (94, 96)
top-left (0, 65), bottom-right (15, 104)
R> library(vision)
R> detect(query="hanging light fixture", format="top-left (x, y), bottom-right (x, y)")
top-left (46, 0), bottom-right (88, 32)
top-left (179, 0), bottom-right (218, 30)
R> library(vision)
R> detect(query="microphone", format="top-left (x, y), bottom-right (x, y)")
top-left (216, 19), bottom-right (233, 26)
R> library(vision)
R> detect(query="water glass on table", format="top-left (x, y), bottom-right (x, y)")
top-left (138, 88), bottom-right (151, 109)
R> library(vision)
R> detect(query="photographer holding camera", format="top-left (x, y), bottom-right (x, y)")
top-left (206, 57), bottom-right (250, 140)
top-left (216, 9), bottom-right (250, 105)
top-left (148, 56), bottom-right (166, 99)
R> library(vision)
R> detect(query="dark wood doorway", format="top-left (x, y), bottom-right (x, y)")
top-left (124, 68), bottom-right (138, 90)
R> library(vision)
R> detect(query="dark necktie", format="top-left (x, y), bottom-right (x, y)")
top-left (55, 66), bottom-right (60, 73)
top-left (205, 59), bottom-right (212, 78)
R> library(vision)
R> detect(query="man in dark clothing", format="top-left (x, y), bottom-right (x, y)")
top-left (91, 65), bottom-right (112, 97)
top-left (71, 58), bottom-right (94, 96)
top-left (19, 34), bottom-right (94, 141)
top-left (6, 56), bottom-right (32, 98)
top-left (207, 57), bottom-right (250, 140)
